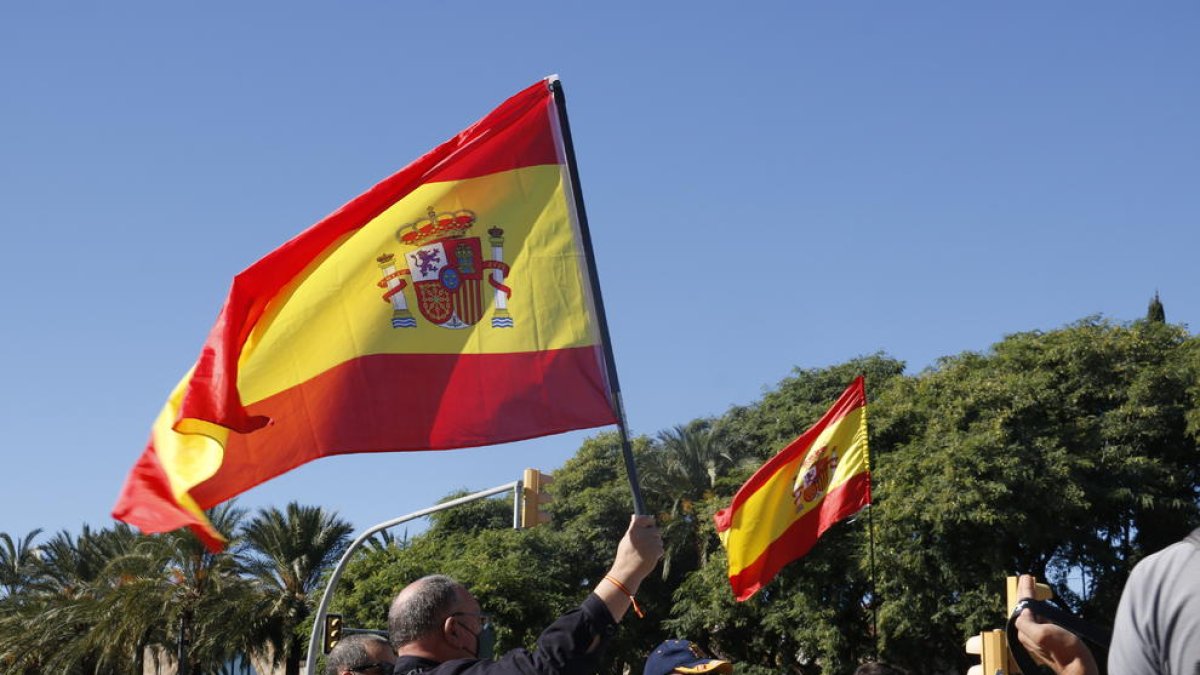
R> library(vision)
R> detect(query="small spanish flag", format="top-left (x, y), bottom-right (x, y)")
top-left (113, 78), bottom-right (618, 550)
top-left (714, 377), bottom-right (871, 601)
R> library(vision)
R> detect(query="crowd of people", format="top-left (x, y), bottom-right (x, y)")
top-left (323, 514), bottom-right (1198, 675)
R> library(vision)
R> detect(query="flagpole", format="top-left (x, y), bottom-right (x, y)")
top-left (858, 374), bottom-right (880, 660)
top-left (865, 418), bottom-right (879, 661)
top-left (868, 501), bottom-right (879, 661)
top-left (547, 76), bottom-right (646, 516)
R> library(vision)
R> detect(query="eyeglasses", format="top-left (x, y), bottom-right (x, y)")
top-left (349, 662), bottom-right (394, 673)
top-left (450, 611), bottom-right (492, 626)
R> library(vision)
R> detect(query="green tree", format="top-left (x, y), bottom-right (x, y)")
top-left (549, 431), bottom-right (678, 670)
top-left (0, 528), bottom-right (43, 599)
top-left (642, 420), bottom-right (731, 579)
top-left (428, 491), bottom-right (516, 535)
top-left (870, 318), bottom-right (1200, 672)
top-left (335, 520), bottom-right (589, 660)
top-left (0, 507), bottom-right (263, 674)
top-left (104, 504), bottom-right (260, 674)
top-left (665, 356), bottom-right (904, 674)
top-left (0, 524), bottom-right (142, 673)
top-left (236, 321), bottom-right (1200, 674)
top-left (1146, 291), bottom-right (1166, 323)
top-left (241, 502), bottom-right (353, 675)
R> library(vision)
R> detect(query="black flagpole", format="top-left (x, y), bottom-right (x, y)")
top-left (547, 76), bottom-right (646, 516)
top-left (865, 402), bottom-right (879, 660)
top-left (868, 500), bottom-right (879, 660)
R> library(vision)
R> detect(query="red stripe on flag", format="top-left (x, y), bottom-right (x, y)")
top-left (189, 346), bottom-right (615, 507)
top-left (424, 88), bottom-right (558, 183)
top-left (727, 470), bottom-right (871, 601)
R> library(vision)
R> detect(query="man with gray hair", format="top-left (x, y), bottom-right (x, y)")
top-left (388, 514), bottom-right (663, 674)
top-left (326, 633), bottom-right (396, 675)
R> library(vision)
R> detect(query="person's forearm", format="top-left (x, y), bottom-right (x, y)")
top-left (1059, 660), bottom-right (1097, 675)
top-left (1055, 650), bottom-right (1099, 675)
top-left (596, 515), bottom-right (661, 622)
top-left (594, 567), bottom-right (643, 622)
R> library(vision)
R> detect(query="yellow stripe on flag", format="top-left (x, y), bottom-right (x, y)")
top-left (238, 165), bottom-right (597, 404)
top-left (151, 369), bottom-right (228, 545)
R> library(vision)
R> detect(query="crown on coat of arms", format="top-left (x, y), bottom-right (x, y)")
top-left (396, 207), bottom-right (477, 246)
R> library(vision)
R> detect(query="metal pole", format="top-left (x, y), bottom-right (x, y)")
top-left (513, 479), bottom-right (524, 529)
top-left (547, 76), bottom-right (645, 515)
top-left (177, 614), bottom-right (189, 675)
top-left (868, 502), bottom-right (879, 661)
top-left (863, 389), bottom-right (879, 661)
top-left (304, 481), bottom-right (519, 675)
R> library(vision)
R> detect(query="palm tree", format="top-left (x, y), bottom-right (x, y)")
top-left (0, 528), bottom-right (43, 598)
top-left (45, 506), bottom-right (259, 674)
top-left (104, 504), bottom-right (261, 675)
top-left (0, 524), bottom-right (142, 673)
top-left (241, 502), bottom-right (352, 675)
top-left (29, 525), bottom-right (130, 599)
top-left (364, 527), bottom-right (408, 553)
top-left (643, 420), bottom-right (732, 578)
top-left (0, 529), bottom-right (48, 674)
top-left (656, 421), bottom-right (732, 491)
top-left (0, 509), bottom-right (266, 675)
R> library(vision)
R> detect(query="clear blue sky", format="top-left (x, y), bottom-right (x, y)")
top-left (2, 3), bottom-right (1197, 542)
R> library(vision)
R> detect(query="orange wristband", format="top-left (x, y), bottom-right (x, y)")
top-left (604, 575), bottom-right (644, 618)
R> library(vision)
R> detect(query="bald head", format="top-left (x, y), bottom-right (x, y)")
top-left (388, 575), bottom-right (468, 648)
top-left (325, 633), bottom-right (393, 675)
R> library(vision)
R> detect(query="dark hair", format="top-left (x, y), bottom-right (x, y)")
top-left (853, 663), bottom-right (908, 675)
top-left (325, 633), bottom-right (391, 675)
top-left (388, 574), bottom-right (464, 647)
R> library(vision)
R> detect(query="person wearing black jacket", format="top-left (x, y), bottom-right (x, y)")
top-left (389, 514), bottom-right (663, 675)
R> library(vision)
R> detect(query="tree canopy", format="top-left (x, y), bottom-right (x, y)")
top-left (331, 319), bottom-right (1199, 674)
top-left (3, 315), bottom-right (1198, 674)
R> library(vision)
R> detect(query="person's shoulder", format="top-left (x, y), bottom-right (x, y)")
top-left (393, 654), bottom-right (443, 674)
top-left (1128, 529), bottom-right (1200, 585)
top-left (1144, 529), bottom-right (1200, 565)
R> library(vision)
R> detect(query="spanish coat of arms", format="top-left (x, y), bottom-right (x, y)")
top-left (376, 208), bottom-right (513, 330)
top-left (793, 444), bottom-right (841, 509)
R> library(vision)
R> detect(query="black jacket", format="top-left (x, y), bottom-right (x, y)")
top-left (392, 594), bottom-right (616, 675)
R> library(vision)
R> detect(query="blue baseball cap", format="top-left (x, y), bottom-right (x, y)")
top-left (644, 640), bottom-right (732, 675)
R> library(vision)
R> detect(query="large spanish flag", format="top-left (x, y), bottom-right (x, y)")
top-left (714, 377), bottom-right (870, 601)
top-left (113, 78), bottom-right (618, 550)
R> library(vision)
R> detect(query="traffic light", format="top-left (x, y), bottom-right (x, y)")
top-left (323, 613), bottom-right (343, 654)
top-left (965, 628), bottom-right (1009, 675)
top-left (521, 468), bottom-right (553, 528)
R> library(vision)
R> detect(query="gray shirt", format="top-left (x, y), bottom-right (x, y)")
top-left (1109, 528), bottom-right (1200, 675)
